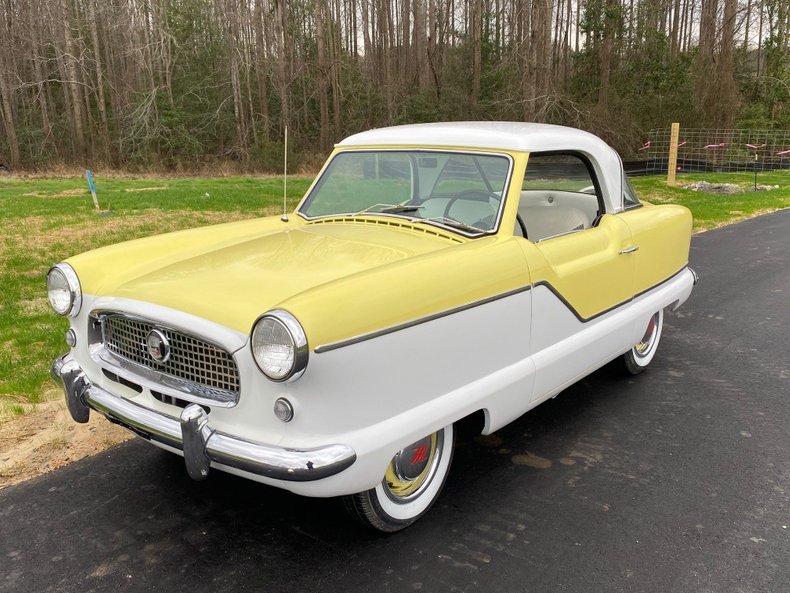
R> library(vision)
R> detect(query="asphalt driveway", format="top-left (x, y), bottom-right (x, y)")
top-left (2, 209), bottom-right (788, 593)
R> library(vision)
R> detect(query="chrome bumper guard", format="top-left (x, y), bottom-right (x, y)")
top-left (51, 354), bottom-right (356, 482)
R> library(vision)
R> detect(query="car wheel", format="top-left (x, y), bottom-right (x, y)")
top-left (624, 309), bottom-right (664, 375)
top-left (343, 423), bottom-right (455, 532)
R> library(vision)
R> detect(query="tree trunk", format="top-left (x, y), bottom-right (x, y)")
top-left (87, 0), bottom-right (109, 150)
top-left (274, 0), bottom-right (291, 132)
top-left (253, 0), bottom-right (271, 141)
top-left (670, 0), bottom-right (681, 58)
top-left (695, 0), bottom-right (719, 125)
top-left (597, 0), bottom-right (619, 113)
top-left (471, 0), bottom-right (482, 105)
top-left (714, 0), bottom-right (739, 127)
top-left (62, 10), bottom-right (87, 159)
top-left (315, 0), bottom-right (330, 151)
top-left (0, 48), bottom-right (21, 168)
top-left (520, 0), bottom-right (534, 120)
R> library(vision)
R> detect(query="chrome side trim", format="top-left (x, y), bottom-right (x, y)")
top-left (314, 285), bottom-right (532, 353)
top-left (314, 265), bottom-right (695, 353)
top-left (51, 355), bottom-right (356, 482)
top-left (535, 264), bottom-right (690, 323)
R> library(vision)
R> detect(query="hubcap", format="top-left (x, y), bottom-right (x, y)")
top-left (384, 431), bottom-right (443, 502)
top-left (634, 312), bottom-right (660, 357)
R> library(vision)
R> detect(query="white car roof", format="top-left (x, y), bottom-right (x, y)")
top-left (337, 122), bottom-right (626, 213)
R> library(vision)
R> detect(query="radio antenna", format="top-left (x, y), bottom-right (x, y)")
top-left (281, 126), bottom-right (289, 222)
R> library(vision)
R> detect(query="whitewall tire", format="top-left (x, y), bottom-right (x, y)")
top-left (624, 308), bottom-right (664, 374)
top-left (343, 423), bottom-right (455, 532)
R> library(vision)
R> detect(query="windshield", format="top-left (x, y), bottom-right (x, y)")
top-left (299, 150), bottom-right (512, 234)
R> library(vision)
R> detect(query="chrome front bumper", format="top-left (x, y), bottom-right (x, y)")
top-left (51, 354), bottom-right (356, 482)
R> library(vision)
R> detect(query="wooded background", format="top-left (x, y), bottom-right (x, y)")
top-left (0, 0), bottom-right (787, 171)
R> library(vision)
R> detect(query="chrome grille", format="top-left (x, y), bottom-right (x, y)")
top-left (101, 315), bottom-right (240, 397)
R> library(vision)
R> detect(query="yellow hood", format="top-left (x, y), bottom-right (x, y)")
top-left (68, 216), bottom-right (459, 334)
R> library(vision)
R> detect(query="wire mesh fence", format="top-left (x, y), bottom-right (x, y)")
top-left (626, 128), bottom-right (790, 176)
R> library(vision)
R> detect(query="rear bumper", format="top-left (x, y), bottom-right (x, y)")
top-left (51, 354), bottom-right (356, 482)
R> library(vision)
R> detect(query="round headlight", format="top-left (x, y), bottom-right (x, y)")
top-left (47, 263), bottom-right (82, 317)
top-left (251, 310), bottom-right (308, 382)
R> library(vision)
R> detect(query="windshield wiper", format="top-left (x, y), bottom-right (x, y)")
top-left (421, 216), bottom-right (486, 234)
top-left (382, 205), bottom-right (423, 213)
top-left (353, 203), bottom-right (397, 215)
top-left (353, 203), bottom-right (423, 215)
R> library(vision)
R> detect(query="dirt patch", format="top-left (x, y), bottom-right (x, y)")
top-left (124, 186), bottom-right (168, 192)
top-left (680, 181), bottom-right (778, 194)
top-left (22, 188), bottom-right (89, 198)
top-left (0, 396), bottom-right (132, 489)
top-left (14, 209), bottom-right (266, 253)
top-left (511, 452), bottom-right (553, 469)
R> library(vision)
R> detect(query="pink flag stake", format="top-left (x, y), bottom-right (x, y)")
top-left (704, 143), bottom-right (726, 149)
top-left (638, 140), bottom-right (651, 151)
top-left (776, 149), bottom-right (790, 156)
top-left (746, 143), bottom-right (767, 149)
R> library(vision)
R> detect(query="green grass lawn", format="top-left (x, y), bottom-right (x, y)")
top-left (0, 175), bottom-right (311, 412)
top-left (630, 170), bottom-right (790, 231)
top-left (0, 171), bottom-right (787, 409)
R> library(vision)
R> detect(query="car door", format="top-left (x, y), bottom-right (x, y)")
top-left (515, 152), bottom-right (636, 401)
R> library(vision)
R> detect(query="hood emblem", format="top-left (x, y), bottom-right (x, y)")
top-left (146, 329), bottom-right (171, 364)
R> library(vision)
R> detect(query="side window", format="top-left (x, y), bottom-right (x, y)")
top-left (518, 153), bottom-right (603, 242)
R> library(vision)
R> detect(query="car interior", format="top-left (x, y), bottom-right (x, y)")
top-left (513, 152), bottom-right (602, 242)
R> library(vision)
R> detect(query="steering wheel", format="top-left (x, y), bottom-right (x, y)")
top-left (443, 189), bottom-right (501, 218)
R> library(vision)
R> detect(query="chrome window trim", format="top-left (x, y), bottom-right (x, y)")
top-left (250, 309), bottom-right (309, 382)
top-left (314, 284), bottom-right (532, 354)
top-left (296, 148), bottom-right (515, 239)
top-left (314, 265), bottom-right (693, 353)
top-left (621, 165), bottom-right (642, 210)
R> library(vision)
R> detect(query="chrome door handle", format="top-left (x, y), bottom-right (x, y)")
top-left (619, 246), bottom-right (639, 254)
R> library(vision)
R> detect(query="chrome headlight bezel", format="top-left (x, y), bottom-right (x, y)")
top-left (250, 310), bottom-right (308, 382)
top-left (46, 263), bottom-right (82, 318)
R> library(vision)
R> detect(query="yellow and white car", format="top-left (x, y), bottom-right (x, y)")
top-left (49, 122), bottom-right (696, 531)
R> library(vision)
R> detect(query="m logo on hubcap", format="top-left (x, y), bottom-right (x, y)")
top-left (393, 435), bottom-right (433, 481)
top-left (410, 445), bottom-right (430, 464)
top-left (146, 329), bottom-right (171, 364)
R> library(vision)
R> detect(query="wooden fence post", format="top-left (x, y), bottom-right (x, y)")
top-left (667, 123), bottom-right (680, 186)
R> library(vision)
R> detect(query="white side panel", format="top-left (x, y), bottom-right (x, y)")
top-left (274, 290), bottom-right (534, 494)
top-left (530, 268), bottom-right (695, 404)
